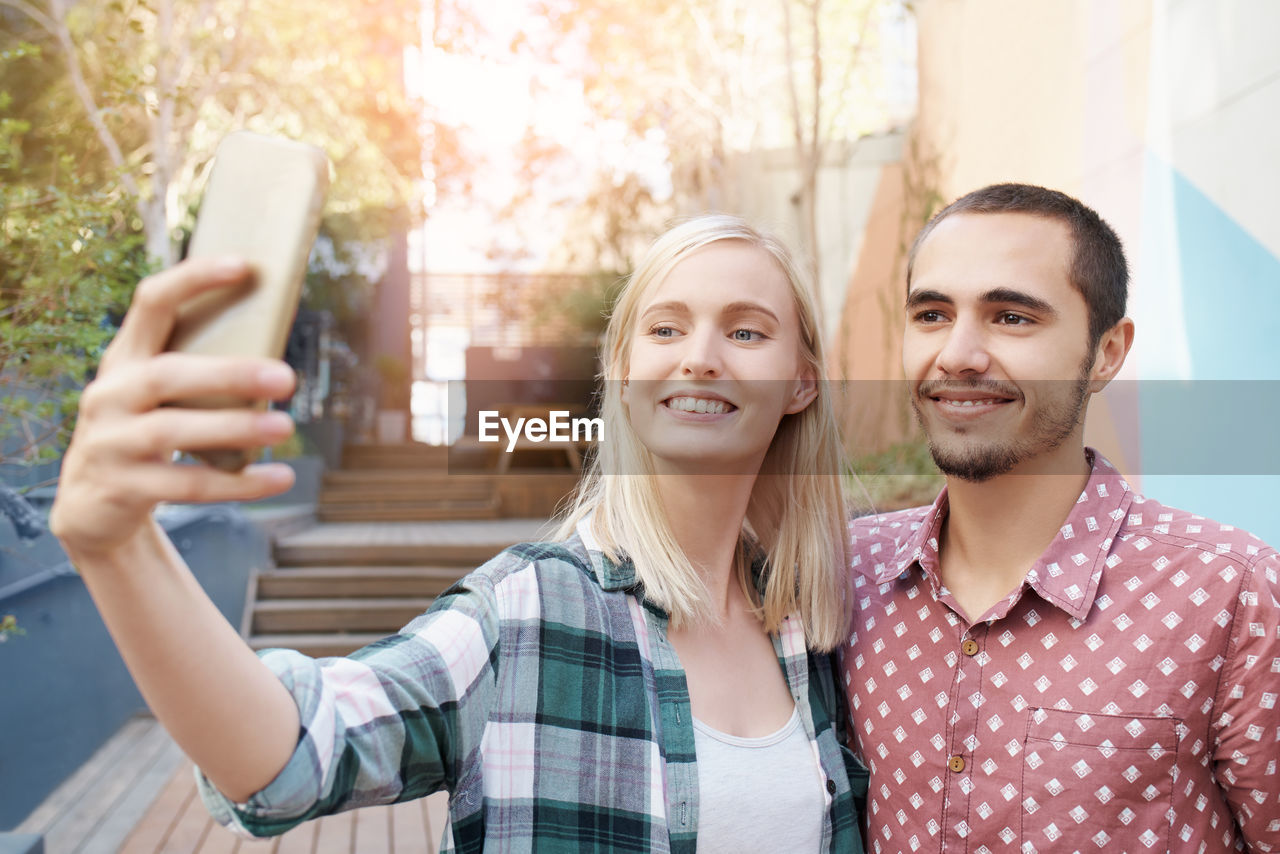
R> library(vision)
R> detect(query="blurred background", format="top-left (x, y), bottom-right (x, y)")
top-left (1, 0), bottom-right (1277, 535)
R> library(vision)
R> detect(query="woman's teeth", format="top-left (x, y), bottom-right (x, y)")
top-left (666, 396), bottom-right (731, 414)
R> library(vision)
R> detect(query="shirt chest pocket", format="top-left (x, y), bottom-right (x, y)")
top-left (1020, 708), bottom-right (1177, 853)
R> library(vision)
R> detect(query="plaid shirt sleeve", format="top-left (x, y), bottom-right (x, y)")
top-left (197, 557), bottom-right (506, 838)
top-left (1211, 548), bottom-right (1280, 849)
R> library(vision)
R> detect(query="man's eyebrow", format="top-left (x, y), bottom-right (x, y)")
top-left (981, 288), bottom-right (1058, 317)
top-left (905, 289), bottom-right (952, 309)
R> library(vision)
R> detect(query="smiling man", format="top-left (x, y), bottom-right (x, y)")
top-left (843, 184), bottom-right (1280, 851)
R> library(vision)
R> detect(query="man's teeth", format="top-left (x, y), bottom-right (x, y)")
top-left (666, 396), bottom-right (731, 414)
top-left (939, 398), bottom-right (1004, 407)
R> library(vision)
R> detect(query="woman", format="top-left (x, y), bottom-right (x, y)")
top-left (50, 214), bottom-right (865, 852)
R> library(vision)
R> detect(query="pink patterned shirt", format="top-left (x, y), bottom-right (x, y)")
top-left (843, 452), bottom-right (1280, 852)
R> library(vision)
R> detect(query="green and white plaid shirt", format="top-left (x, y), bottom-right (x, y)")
top-left (199, 520), bottom-right (867, 852)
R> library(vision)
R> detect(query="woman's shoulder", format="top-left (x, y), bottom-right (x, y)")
top-left (467, 533), bottom-right (598, 588)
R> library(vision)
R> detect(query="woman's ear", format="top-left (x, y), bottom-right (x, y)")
top-left (784, 370), bottom-right (818, 415)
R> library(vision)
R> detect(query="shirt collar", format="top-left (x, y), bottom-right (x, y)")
top-left (575, 515), bottom-right (772, 599)
top-left (874, 449), bottom-right (1135, 621)
top-left (576, 515), bottom-right (641, 592)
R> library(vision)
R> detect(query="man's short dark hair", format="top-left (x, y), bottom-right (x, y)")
top-left (906, 183), bottom-right (1128, 347)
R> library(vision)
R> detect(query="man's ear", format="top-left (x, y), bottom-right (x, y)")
top-left (1088, 317), bottom-right (1135, 392)
top-left (784, 370), bottom-right (819, 415)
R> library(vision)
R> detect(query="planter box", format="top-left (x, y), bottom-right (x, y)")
top-left (0, 833), bottom-right (42, 853)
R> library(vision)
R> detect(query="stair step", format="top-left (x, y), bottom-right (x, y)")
top-left (275, 541), bottom-right (509, 568)
top-left (249, 632), bottom-right (392, 657)
top-left (256, 566), bottom-right (470, 599)
top-left (342, 443), bottom-right (449, 469)
top-left (253, 598), bottom-right (434, 633)
top-left (318, 490), bottom-right (496, 507)
top-left (316, 504), bottom-right (501, 523)
top-left (323, 470), bottom-right (497, 487)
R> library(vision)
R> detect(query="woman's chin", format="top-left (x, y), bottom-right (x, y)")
top-left (644, 443), bottom-right (766, 477)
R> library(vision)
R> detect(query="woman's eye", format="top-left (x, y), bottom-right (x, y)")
top-left (650, 325), bottom-right (677, 338)
top-left (731, 328), bottom-right (763, 342)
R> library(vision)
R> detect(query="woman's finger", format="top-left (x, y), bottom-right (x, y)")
top-left (111, 408), bottom-right (295, 459)
top-left (81, 353), bottom-right (296, 417)
top-left (102, 257), bottom-right (252, 369)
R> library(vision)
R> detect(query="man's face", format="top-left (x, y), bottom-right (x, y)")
top-left (903, 212), bottom-right (1097, 481)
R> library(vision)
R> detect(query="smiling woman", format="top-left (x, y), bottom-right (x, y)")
top-left (49, 215), bottom-right (865, 853)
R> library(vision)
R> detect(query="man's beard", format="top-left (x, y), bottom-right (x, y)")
top-left (911, 372), bottom-right (1091, 483)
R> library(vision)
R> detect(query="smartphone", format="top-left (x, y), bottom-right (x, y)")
top-left (167, 131), bottom-right (329, 471)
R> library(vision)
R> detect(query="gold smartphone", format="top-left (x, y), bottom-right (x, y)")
top-left (167, 131), bottom-right (329, 471)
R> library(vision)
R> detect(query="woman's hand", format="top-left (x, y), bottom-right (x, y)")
top-left (50, 257), bottom-right (299, 558)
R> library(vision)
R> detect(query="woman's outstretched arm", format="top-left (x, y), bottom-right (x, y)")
top-left (50, 257), bottom-right (304, 802)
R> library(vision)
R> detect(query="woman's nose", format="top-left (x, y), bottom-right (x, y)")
top-left (679, 329), bottom-right (723, 377)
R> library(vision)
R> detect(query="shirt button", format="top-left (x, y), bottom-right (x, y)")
top-left (948, 755), bottom-right (966, 773)
top-left (826, 778), bottom-right (837, 795)
top-left (962, 639), bottom-right (980, 656)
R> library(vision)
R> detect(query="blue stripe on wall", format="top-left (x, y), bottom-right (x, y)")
top-left (1138, 158), bottom-right (1280, 547)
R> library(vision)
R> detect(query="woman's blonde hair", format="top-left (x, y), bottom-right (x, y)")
top-left (554, 213), bottom-right (849, 651)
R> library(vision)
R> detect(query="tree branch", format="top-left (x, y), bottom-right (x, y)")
top-left (0, 0), bottom-right (57, 37)
top-left (45, 0), bottom-right (141, 200)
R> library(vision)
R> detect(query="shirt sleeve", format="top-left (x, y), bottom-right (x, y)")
top-left (1211, 549), bottom-right (1280, 851)
top-left (196, 566), bottom-right (502, 838)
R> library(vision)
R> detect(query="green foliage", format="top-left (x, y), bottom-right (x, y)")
top-left (0, 46), bottom-right (150, 470)
top-left (846, 438), bottom-right (943, 512)
top-left (0, 613), bottom-right (25, 643)
top-left (0, 0), bottom-right (433, 468)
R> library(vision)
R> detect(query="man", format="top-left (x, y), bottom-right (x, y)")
top-left (844, 184), bottom-right (1280, 852)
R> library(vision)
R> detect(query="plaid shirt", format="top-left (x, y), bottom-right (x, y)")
top-left (198, 521), bottom-right (867, 852)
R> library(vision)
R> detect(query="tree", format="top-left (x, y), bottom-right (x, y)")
top-left (0, 0), bottom-right (429, 471)
top-left (513, 0), bottom-right (904, 290)
top-left (2, 0), bottom-right (425, 267)
top-left (0, 43), bottom-right (149, 477)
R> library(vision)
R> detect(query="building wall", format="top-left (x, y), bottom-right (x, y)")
top-left (866, 0), bottom-right (1280, 543)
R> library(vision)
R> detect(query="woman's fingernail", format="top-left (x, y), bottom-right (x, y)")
top-left (259, 411), bottom-right (293, 433)
top-left (259, 363), bottom-right (295, 387)
top-left (214, 257), bottom-right (248, 275)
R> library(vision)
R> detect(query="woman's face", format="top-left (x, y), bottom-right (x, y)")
top-left (621, 241), bottom-right (817, 474)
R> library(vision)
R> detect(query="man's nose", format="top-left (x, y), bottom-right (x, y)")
top-left (934, 320), bottom-right (990, 376)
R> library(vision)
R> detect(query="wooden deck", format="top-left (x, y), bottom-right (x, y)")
top-left (16, 716), bottom-right (449, 854)
top-left (115, 758), bottom-right (447, 854)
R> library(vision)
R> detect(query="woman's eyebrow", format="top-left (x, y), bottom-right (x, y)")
top-left (722, 301), bottom-right (780, 323)
top-left (639, 300), bottom-right (690, 318)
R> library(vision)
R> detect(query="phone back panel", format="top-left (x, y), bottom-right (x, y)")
top-left (169, 132), bottom-right (328, 372)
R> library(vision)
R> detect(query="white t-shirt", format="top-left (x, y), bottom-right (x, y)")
top-left (692, 707), bottom-right (826, 852)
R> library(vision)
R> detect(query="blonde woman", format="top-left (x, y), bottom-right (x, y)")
top-left (51, 214), bottom-right (866, 852)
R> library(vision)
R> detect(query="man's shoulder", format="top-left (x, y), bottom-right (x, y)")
top-left (1119, 492), bottom-right (1277, 567)
top-left (848, 503), bottom-right (935, 542)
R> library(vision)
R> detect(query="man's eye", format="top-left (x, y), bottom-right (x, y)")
top-left (915, 310), bottom-right (945, 323)
top-left (998, 313), bottom-right (1029, 325)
